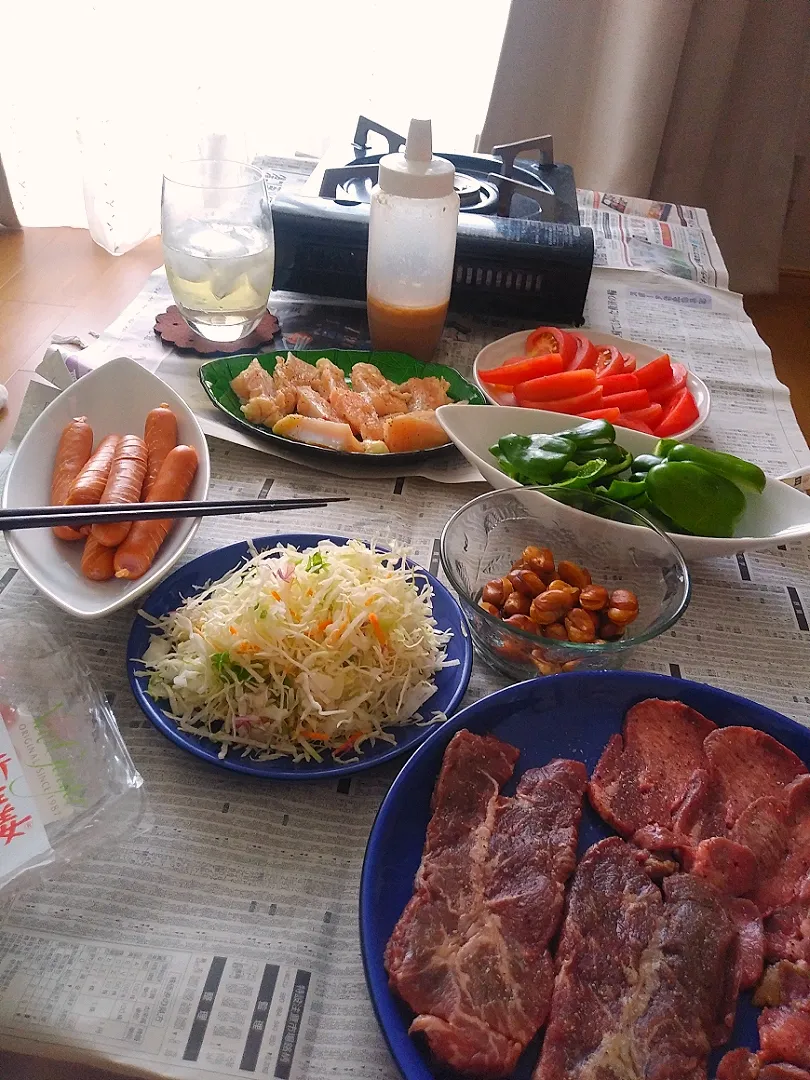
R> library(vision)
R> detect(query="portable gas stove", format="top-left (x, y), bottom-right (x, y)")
top-left (271, 117), bottom-right (594, 325)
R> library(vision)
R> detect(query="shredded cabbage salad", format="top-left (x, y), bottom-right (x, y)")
top-left (139, 540), bottom-right (455, 761)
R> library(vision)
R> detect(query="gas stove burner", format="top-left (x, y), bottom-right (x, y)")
top-left (454, 173), bottom-right (499, 211)
top-left (320, 160), bottom-right (554, 218)
top-left (323, 164), bottom-right (500, 213)
top-left (273, 114), bottom-right (594, 324)
top-left (308, 117), bottom-right (582, 224)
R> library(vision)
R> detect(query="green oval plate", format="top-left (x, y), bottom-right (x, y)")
top-left (199, 349), bottom-right (486, 465)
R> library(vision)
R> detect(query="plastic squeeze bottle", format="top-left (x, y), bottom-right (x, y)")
top-left (366, 118), bottom-right (460, 362)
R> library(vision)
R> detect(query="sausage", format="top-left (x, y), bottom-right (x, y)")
top-left (143, 403), bottom-right (178, 497)
top-left (80, 536), bottom-right (116, 581)
top-left (90, 435), bottom-right (148, 548)
top-left (66, 434), bottom-right (120, 506)
top-left (114, 445), bottom-right (199, 580)
top-left (51, 416), bottom-right (94, 540)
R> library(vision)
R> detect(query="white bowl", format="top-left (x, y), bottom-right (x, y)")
top-left (474, 329), bottom-right (710, 440)
top-left (436, 403), bottom-right (810, 560)
top-left (3, 357), bottom-right (211, 619)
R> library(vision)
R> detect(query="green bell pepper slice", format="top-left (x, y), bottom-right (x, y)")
top-left (666, 443), bottom-right (766, 494)
top-left (573, 443), bottom-right (632, 478)
top-left (630, 453), bottom-right (665, 475)
top-left (548, 458), bottom-right (609, 489)
top-left (573, 443), bottom-right (627, 465)
top-left (599, 478), bottom-right (648, 503)
top-left (645, 461), bottom-right (746, 537)
top-left (489, 433), bottom-right (575, 484)
top-left (654, 438), bottom-right (679, 458)
top-left (556, 419), bottom-right (616, 448)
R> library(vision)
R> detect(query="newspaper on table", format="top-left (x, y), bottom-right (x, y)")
top-left (577, 189), bottom-right (728, 289)
top-left (1, 188), bottom-right (810, 1080)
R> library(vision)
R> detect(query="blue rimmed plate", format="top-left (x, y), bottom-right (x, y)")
top-left (359, 671), bottom-right (810, 1079)
top-left (127, 533), bottom-right (472, 779)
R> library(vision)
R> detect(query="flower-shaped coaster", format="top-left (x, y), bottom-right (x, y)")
top-left (154, 306), bottom-right (280, 355)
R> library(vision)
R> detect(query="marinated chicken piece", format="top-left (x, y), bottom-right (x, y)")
top-left (312, 357), bottom-right (348, 397)
top-left (382, 410), bottom-right (449, 453)
top-left (231, 358), bottom-right (276, 401)
top-left (329, 386), bottom-right (385, 442)
top-left (272, 353), bottom-right (319, 390)
top-left (295, 386), bottom-right (337, 421)
top-left (241, 385), bottom-right (297, 427)
top-left (400, 375), bottom-right (451, 412)
top-left (349, 363), bottom-right (409, 416)
top-left (272, 414), bottom-right (364, 452)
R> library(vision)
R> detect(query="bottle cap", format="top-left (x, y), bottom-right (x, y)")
top-left (377, 119), bottom-right (456, 199)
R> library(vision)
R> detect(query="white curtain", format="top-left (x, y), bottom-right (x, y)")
top-left (0, 0), bottom-right (509, 253)
top-left (480, 0), bottom-right (810, 294)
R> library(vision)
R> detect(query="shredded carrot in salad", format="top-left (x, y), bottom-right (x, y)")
top-left (138, 540), bottom-right (454, 762)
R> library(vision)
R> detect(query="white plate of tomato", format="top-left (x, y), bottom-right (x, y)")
top-left (473, 327), bottom-right (710, 440)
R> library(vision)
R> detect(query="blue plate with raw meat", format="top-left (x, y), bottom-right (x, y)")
top-left (359, 671), bottom-right (810, 1080)
top-left (127, 533), bottom-right (472, 779)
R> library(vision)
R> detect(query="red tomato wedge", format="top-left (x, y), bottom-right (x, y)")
top-left (623, 403), bottom-right (664, 428)
top-left (600, 389), bottom-right (651, 412)
top-left (616, 417), bottom-right (655, 434)
top-left (655, 387), bottom-right (699, 437)
top-left (514, 368), bottom-right (597, 402)
top-left (581, 407), bottom-right (622, 422)
top-left (597, 372), bottom-right (639, 395)
top-left (634, 353), bottom-right (672, 389)
top-left (622, 354), bottom-right (637, 372)
top-left (479, 353), bottom-right (564, 386)
top-left (525, 327), bottom-right (575, 367)
top-left (594, 346), bottom-right (626, 379)
top-left (516, 387), bottom-right (604, 415)
top-left (567, 332), bottom-right (598, 370)
top-left (647, 362), bottom-right (688, 403)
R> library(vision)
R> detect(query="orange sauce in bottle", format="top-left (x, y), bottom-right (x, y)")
top-left (367, 295), bottom-right (449, 362)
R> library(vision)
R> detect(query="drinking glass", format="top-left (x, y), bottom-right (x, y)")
top-left (161, 160), bottom-right (275, 343)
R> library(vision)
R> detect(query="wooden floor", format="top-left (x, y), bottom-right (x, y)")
top-left (0, 226), bottom-right (808, 443)
top-left (745, 286), bottom-right (810, 441)
top-left (0, 228), bottom-right (162, 378)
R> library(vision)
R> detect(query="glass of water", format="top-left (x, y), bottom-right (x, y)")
top-left (161, 160), bottom-right (275, 343)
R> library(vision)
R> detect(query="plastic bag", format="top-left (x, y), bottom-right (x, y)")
top-left (0, 617), bottom-right (144, 893)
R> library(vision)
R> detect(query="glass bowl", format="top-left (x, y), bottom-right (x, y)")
top-left (440, 487), bottom-right (691, 681)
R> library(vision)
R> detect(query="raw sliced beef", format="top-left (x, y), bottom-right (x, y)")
top-left (535, 838), bottom-right (740, 1080)
top-left (385, 730), bottom-right (588, 1078)
top-left (590, 706), bottom-right (807, 855)
top-left (755, 961), bottom-right (810, 1071)
top-left (589, 699), bottom-right (717, 838)
top-left (717, 1048), bottom-right (762, 1080)
top-left (591, 706), bottom-right (810, 928)
top-left (703, 728), bottom-right (807, 827)
top-left (686, 836), bottom-right (758, 896)
top-left (717, 1051), bottom-right (810, 1080)
top-left (683, 732), bottom-right (807, 891)
top-left (672, 765), bottom-right (729, 842)
top-left (726, 898), bottom-right (766, 990)
top-left (751, 777), bottom-right (810, 962)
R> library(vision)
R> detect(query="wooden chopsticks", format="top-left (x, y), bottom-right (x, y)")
top-left (0, 497), bottom-right (349, 531)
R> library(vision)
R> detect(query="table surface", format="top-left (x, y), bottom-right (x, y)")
top-left (0, 228), bottom-right (808, 444)
top-left (0, 225), bottom-right (809, 1080)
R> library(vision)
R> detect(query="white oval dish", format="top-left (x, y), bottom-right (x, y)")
top-left (436, 403), bottom-right (810, 560)
top-left (474, 329), bottom-right (710, 441)
top-left (2, 357), bottom-right (211, 619)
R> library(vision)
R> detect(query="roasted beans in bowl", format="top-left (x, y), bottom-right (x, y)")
top-left (478, 546), bottom-right (640, 668)
top-left (440, 487), bottom-right (689, 681)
